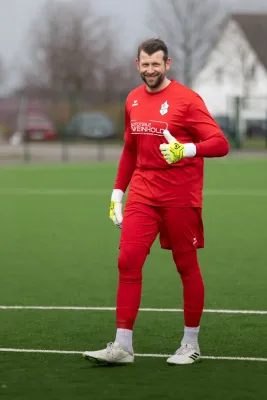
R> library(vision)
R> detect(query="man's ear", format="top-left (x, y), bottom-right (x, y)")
top-left (166, 57), bottom-right (171, 71)
top-left (136, 58), bottom-right (140, 71)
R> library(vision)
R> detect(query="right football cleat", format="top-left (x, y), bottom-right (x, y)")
top-left (83, 342), bottom-right (134, 365)
top-left (167, 342), bottom-right (200, 365)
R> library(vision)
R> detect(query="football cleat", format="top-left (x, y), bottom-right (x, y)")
top-left (167, 342), bottom-right (200, 365)
top-left (83, 342), bottom-right (134, 365)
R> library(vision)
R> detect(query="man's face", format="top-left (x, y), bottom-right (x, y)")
top-left (136, 50), bottom-right (171, 89)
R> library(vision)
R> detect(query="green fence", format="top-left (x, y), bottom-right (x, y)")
top-left (0, 92), bottom-right (266, 165)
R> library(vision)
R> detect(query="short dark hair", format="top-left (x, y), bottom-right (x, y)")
top-left (137, 38), bottom-right (169, 62)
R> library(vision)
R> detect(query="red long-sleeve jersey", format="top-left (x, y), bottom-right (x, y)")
top-left (114, 80), bottom-right (229, 207)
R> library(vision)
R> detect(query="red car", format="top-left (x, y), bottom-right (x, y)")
top-left (24, 113), bottom-right (56, 141)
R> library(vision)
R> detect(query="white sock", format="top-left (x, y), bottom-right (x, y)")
top-left (181, 326), bottom-right (200, 345)
top-left (115, 329), bottom-right (133, 353)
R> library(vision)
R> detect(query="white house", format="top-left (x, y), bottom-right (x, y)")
top-left (193, 13), bottom-right (267, 121)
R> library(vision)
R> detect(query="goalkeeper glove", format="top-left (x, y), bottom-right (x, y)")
top-left (109, 189), bottom-right (124, 229)
top-left (159, 130), bottom-right (196, 164)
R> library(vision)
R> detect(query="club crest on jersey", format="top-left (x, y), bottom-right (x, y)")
top-left (160, 101), bottom-right (169, 115)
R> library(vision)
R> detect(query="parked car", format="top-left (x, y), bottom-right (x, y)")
top-left (245, 119), bottom-right (267, 138)
top-left (10, 113), bottom-right (56, 145)
top-left (24, 113), bottom-right (56, 141)
top-left (213, 114), bottom-right (241, 147)
top-left (214, 115), bottom-right (232, 137)
top-left (66, 112), bottom-right (116, 139)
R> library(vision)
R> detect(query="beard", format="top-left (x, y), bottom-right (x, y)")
top-left (140, 72), bottom-right (165, 89)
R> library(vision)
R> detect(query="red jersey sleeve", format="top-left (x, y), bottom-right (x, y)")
top-left (114, 101), bottom-right (137, 192)
top-left (186, 95), bottom-right (230, 157)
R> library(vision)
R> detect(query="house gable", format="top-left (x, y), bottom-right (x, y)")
top-left (193, 17), bottom-right (267, 115)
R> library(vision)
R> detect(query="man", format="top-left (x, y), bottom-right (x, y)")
top-left (83, 38), bottom-right (229, 365)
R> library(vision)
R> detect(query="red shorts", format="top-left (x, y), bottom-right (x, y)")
top-left (120, 202), bottom-right (204, 253)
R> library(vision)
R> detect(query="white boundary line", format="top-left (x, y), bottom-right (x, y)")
top-left (0, 188), bottom-right (267, 196)
top-left (0, 306), bottom-right (267, 315)
top-left (0, 348), bottom-right (266, 362)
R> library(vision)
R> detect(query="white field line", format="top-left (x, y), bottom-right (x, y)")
top-left (0, 188), bottom-right (109, 195)
top-left (0, 188), bottom-right (266, 196)
top-left (0, 306), bottom-right (267, 315)
top-left (0, 348), bottom-right (266, 362)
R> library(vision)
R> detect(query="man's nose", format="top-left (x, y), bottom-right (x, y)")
top-left (147, 65), bottom-right (154, 74)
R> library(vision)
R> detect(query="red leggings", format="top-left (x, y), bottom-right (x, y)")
top-left (116, 245), bottom-right (204, 329)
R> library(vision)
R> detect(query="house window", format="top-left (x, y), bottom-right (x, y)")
top-left (215, 67), bottom-right (224, 84)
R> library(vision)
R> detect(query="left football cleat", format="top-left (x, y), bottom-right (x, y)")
top-left (167, 342), bottom-right (200, 365)
top-left (83, 342), bottom-right (134, 365)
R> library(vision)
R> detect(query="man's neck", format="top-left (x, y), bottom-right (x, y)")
top-left (146, 78), bottom-right (171, 93)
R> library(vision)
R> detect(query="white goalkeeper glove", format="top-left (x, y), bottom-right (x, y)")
top-left (109, 189), bottom-right (124, 229)
top-left (159, 130), bottom-right (196, 164)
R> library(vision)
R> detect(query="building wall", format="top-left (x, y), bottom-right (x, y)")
top-left (192, 19), bottom-right (267, 117)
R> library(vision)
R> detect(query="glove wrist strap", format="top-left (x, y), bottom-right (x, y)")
top-left (183, 143), bottom-right (196, 158)
top-left (111, 189), bottom-right (124, 202)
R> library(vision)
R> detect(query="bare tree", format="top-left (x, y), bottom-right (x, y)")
top-left (235, 48), bottom-right (257, 99)
top-left (146, 0), bottom-right (223, 87)
top-left (0, 56), bottom-right (5, 89)
top-left (201, 19), bottom-right (259, 99)
top-left (21, 0), bottom-right (114, 94)
top-left (19, 0), bottom-right (143, 103)
top-left (97, 38), bottom-right (142, 101)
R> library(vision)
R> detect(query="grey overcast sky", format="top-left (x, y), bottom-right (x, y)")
top-left (0, 0), bottom-right (147, 66)
top-left (0, 0), bottom-right (267, 92)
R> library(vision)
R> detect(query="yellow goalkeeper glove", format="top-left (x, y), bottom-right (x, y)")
top-left (109, 189), bottom-right (124, 229)
top-left (159, 130), bottom-right (185, 164)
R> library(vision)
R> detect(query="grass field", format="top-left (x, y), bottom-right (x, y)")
top-left (0, 157), bottom-right (267, 400)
